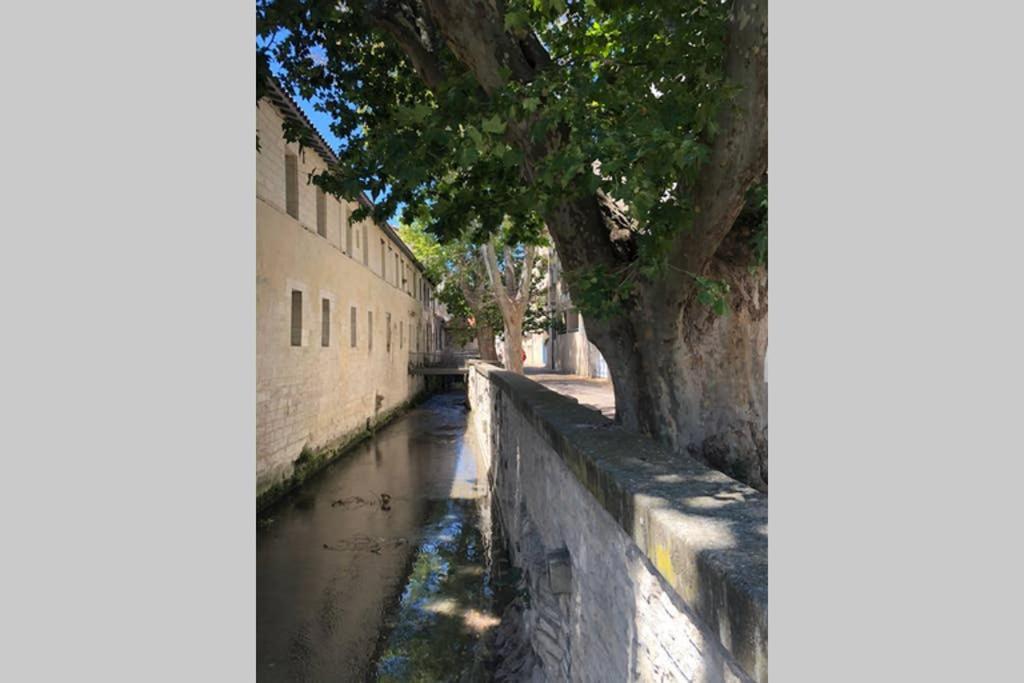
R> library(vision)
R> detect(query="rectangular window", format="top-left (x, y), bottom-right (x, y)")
top-left (381, 240), bottom-right (386, 278)
top-left (362, 225), bottom-right (368, 265)
top-left (290, 290), bottom-right (302, 346)
top-left (350, 306), bottom-right (357, 348)
top-left (400, 321), bottom-right (404, 349)
top-left (368, 311), bottom-right (373, 352)
top-left (344, 205), bottom-right (352, 255)
top-left (316, 189), bottom-right (326, 236)
top-left (321, 298), bottom-right (330, 347)
top-left (285, 154), bottom-right (299, 219)
top-left (566, 308), bottom-right (580, 333)
top-left (386, 312), bottom-right (392, 352)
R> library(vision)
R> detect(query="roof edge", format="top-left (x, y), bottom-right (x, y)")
top-left (260, 76), bottom-right (437, 285)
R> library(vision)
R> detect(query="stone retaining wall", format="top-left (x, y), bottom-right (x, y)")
top-left (467, 361), bottom-right (767, 682)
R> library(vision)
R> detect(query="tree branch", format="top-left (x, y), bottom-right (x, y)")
top-left (516, 244), bottom-right (536, 312)
top-left (666, 0), bottom-right (767, 282)
top-left (502, 245), bottom-right (517, 297)
top-left (367, 0), bottom-right (447, 90)
top-left (481, 241), bottom-right (515, 320)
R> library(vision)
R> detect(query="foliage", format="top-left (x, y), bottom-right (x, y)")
top-left (747, 181), bottom-right (768, 267)
top-left (398, 220), bottom-right (502, 345)
top-left (257, 0), bottom-right (759, 320)
top-left (399, 217), bottom-right (553, 349)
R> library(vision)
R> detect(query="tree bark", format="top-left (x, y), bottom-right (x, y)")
top-left (502, 317), bottom-right (525, 374)
top-left (481, 241), bottom-right (534, 374)
top-left (475, 322), bottom-right (497, 362)
top-left (584, 234), bottom-right (768, 491)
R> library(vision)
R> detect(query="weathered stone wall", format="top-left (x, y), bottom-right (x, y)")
top-left (467, 362), bottom-right (767, 682)
top-left (256, 100), bottom-right (441, 505)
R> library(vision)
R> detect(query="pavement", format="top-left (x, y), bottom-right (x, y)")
top-left (524, 367), bottom-right (616, 420)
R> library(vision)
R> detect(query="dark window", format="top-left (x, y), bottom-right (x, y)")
top-left (400, 321), bottom-right (404, 349)
top-left (285, 154), bottom-right (299, 219)
top-left (316, 189), bottom-right (326, 237)
top-left (362, 225), bottom-right (368, 265)
top-left (321, 299), bottom-right (330, 346)
top-left (381, 240), bottom-right (386, 277)
top-left (350, 306), bottom-right (357, 348)
top-left (386, 312), bottom-right (392, 352)
top-left (290, 290), bottom-right (302, 346)
top-left (344, 205), bottom-right (352, 255)
top-left (368, 311), bottom-right (373, 352)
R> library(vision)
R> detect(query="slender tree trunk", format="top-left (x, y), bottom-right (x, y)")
top-left (476, 322), bottom-right (497, 361)
top-left (481, 241), bottom-right (534, 375)
top-left (503, 318), bottom-right (524, 374)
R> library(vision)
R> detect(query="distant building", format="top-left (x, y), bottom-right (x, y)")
top-left (257, 78), bottom-right (446, 502)
top-left (523, 247), bottom-right (609, 379)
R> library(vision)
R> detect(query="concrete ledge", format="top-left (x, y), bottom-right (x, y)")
top-left (469, 361), bottom-right (768, 681)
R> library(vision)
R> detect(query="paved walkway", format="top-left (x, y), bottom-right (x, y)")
top-left (524, 367), bottom-right (616, 420)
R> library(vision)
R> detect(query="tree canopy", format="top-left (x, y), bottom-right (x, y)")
top-left (257, 0), bottom-right (761, 321)
top-left (258, 0), bottom-right (769, 489)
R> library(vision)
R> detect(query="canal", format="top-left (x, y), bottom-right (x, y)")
top-left (256, 391), bottom-right (515, 681)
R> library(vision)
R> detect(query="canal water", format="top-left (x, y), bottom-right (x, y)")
top-left (257, 391), bottom-right (515, 682)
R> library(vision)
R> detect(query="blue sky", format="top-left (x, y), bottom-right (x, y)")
top-left (266, 56), bottom-right (344, 154)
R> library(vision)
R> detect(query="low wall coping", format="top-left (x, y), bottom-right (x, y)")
top-left (469, 361), bottom-right (767, 682)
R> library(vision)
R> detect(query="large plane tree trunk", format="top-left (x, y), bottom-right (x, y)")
top-left (583, 230), bottom-right (768, 490)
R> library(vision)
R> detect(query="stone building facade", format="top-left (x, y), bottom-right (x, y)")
top-left (257, 79), bottom-right (446, 504)
top-left (523, 247), bottom-right (609, 379)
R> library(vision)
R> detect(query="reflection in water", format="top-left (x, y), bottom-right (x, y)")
top-left (374, 498), bottom-right (508, 681)
top-left (257, 392), bottom-right (511, 682)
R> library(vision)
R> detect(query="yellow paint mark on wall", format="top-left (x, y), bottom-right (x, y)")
top-left (655, 545), bottom-right (675, 579)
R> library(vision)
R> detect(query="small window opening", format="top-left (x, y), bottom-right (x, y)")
top-left (290, 290), bottom-right (302, 346)
top-left (285, 154), bottom-right (299, 219)
top-left (321, 298), bottom-right (330, 346)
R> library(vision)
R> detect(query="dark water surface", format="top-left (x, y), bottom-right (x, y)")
top-left (257, 392), bottom-right (510, 682)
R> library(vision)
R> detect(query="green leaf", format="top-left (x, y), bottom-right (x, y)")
top-left (504, 10), bottom-right (529, 31)
top-left (482, 115), bottom-right (506, 135)
top-left (465, 125), bottom-right (485, 150)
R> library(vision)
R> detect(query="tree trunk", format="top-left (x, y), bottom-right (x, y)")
top-left (584, 241), bottom-right (768, 492)
top-left (503, 318), bottom-right (524, 374)
top-left (481, 242), bottom-right (534, 375)
top-left (476, 323), bottom-right (497, 362)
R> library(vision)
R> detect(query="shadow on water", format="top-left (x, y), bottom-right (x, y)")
top-left (257, 391), bottom-right (514, 682)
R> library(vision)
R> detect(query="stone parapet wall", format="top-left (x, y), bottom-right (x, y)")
top-left (467, 361), bottom-right (767, 682)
